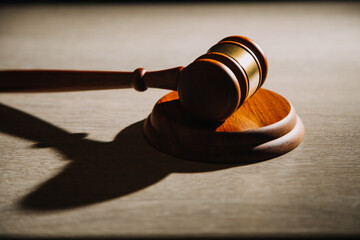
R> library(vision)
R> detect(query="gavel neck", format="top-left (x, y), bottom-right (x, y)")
top-left (141, 66), bottom-right (183, 92)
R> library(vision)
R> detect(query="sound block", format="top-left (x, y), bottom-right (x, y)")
top-left (143, 88), bottom-right (304, 164)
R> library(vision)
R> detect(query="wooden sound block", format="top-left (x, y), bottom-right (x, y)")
top-left (143, 88), bottom-right (304, 164)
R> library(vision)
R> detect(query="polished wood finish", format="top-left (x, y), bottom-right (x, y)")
top-left (144, 89), bottom-right (304, 163)
top-left (144, 67), bottom-right (183, 91)
top-left (0, 68), bottom-right (182, 93)
top-left (179, 35), bottom-right (268, 121)
top-left (177, 58), bottom-right (241, 122)
top-left (0, 69), bottom-right (133, 92)
top-left (0, 36), bottom-right (267, 122)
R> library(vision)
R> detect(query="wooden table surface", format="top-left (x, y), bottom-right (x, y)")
top-left (0, 2), bottom-right (359, 239)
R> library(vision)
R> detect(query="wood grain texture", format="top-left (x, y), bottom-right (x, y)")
top-left (144, 89), bottom-right (304, 163)
top-left (0, 2), bottom-right (359, 239)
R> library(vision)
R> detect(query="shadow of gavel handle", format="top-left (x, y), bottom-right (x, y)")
top-left (0, 36), bottom-right (268, 122)
top-left (0, 67), bottom-right (182, 92)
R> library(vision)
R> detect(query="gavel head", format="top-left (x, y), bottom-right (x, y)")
top-left (177, 36), bottom-right (268, 122)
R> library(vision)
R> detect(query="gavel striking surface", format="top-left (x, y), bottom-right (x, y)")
top-left (144, 88), bottom-right (304, 163)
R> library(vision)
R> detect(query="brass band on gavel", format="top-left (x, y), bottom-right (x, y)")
top-left (206, 38), bottom-right (264, 108)
top-left (209, 42), bottom-right (261, 98)
top-left (178, 35), bottom-right (268, 121)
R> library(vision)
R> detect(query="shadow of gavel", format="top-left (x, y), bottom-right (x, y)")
top-left (0, 36), bottom-right (267, 122)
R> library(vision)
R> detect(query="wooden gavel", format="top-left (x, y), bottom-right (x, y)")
top-left (0, 36), bottom-right (268, 122)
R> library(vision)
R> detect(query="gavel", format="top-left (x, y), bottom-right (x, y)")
top-left (0, 36), bottom-right (268, 122)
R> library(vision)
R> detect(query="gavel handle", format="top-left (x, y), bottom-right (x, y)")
top-left (0, 67), bottom-right (183, 92)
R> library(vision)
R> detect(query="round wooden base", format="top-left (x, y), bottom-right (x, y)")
top-left (143, 89), bottom-right (304, 164)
